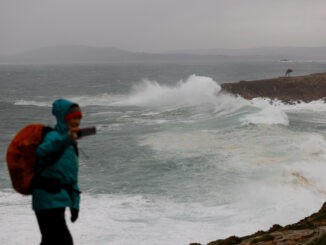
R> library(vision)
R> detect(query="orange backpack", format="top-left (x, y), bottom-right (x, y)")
top-left (6, 124), bottom-right (52, 195)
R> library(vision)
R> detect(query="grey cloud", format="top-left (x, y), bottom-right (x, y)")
top-left (0, 0), bottom-right (325, 55)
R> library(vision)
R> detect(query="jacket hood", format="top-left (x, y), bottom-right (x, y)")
top-left (52, 99), bottom-right (78, 133)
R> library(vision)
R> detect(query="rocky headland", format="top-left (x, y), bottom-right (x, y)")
top-left (221, 72), bottom-right (326, 103)
top-left (191, 202), bottom-right (326, 245)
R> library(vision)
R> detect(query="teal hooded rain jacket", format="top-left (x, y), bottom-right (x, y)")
top-left (32, 99), bottom-right (80, 211)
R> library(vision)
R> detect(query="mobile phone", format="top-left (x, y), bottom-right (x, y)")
top-left (77, 126), bottom-right (96, 137)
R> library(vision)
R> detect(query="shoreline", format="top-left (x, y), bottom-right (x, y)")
top-left (221, 72), bottom-right (326, 103)
top-left (191, 202), bottom-right (326, 245)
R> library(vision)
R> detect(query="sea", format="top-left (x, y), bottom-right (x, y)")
top-left (1, 59), bottom-right (326, 245)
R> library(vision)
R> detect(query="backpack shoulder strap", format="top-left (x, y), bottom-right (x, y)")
top-left (32, 126), bottom-right (61, 181)
top-left (41, 126), bottom-right (53, 139)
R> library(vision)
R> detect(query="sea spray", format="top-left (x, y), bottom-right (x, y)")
top-left (116, 75), bottom-right (221, 107)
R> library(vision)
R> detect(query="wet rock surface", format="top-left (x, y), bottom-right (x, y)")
top-left (221, 72), bottom-right (326, 103)
top-left (191, 202), bottom-right (326, 245)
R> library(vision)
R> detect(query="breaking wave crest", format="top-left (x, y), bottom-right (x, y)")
top-left (14, 100), bottom-right (51, 107)
top-left (242, 98), bottom-right (290, 126)
top-left (12, 74), bottom-right (326, 126)
top-left (115, 75), bottom-right (221, 107)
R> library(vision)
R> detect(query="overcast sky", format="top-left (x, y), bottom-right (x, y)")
top-left (1, 0), bottom-right (326, 55)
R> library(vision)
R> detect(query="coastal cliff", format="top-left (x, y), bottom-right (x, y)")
top-left (221, 72), bottom-right (326, 103)
top-left (191, 202), bottom-right (326, 245)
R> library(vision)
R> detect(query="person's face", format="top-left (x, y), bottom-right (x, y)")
top-left (66, 117), bottom-right (81, 130)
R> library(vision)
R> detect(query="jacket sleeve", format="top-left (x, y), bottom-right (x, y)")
top-left (36, 131), bottom-right (73, 159)
top-left (71, 182), bottom-right (81, 210)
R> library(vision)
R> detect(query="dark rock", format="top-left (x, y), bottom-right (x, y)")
top-left (267, 224), bottom-right (283, 233)
top-left (221, 72), bottom-right (326, 103)
top-left (207, 236), bottom-right (242, 245)
top-left (192, 202), bottom-right (326, 245)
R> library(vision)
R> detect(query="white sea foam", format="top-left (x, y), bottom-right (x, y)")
top-left (247, 97), bottom-right (326, 113)
top-left (236, 98), bottom-right (286, 125)
top-left (241, 106), bottom-right (289, 125)
top-left (14, 100), bottom-right (51, 107)
top-left (279, 99), bottom-right (326, 112)
top-left (282, 162), bottom-right (326, 196)
top-left (0, 191), bottom-right (232, 245)
top-left (13, 94), bottom-right (122, 108)
top-left (213, 92), bottom-right (250, 117)
top-left (115, 75), bottom-right (221, 107)
top-left (140, 126), bottom-right (326, 167)
top-left (293, 134), bottom-right (326, 159)
top-left (67, 94), bottom-right (123, 107)
top-left (1, 178), bottom-right (325, 245)
top-left (238, 97), bottom-right (326, 125)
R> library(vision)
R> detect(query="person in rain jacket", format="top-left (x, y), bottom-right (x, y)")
top-left (32, 99), bottom-right (82, 245)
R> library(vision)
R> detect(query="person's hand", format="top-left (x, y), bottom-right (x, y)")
top-left (70, 208), bottom-right (79, 223)
top-left (68, 128), bottom-right (80, 140)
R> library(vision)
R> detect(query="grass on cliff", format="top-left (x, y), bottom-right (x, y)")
top-left (308, 233), bottom-right (326, 245)
top-left (250, 234), bottom-right (274, 244)
top-left (207, 236), bottom-right (242, 245)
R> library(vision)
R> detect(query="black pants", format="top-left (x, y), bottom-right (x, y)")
top-left (35, 208), bottom-right (73, 245)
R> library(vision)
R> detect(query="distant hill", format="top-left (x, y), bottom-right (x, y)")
top-left (0, 45), bottom-right (136, 64)
top-left (0, 45), bottom-right (325, 64)
top-left (0, 45), bottom-right (229, 64)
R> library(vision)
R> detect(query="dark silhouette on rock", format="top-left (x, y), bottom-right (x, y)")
top-left (285, 68), bottom-right (293, 77)
top-left (221, 72), bottom-right (326, 103)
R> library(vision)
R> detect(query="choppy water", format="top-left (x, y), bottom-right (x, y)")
top-left (1, 61), bottom-right (326, 245)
